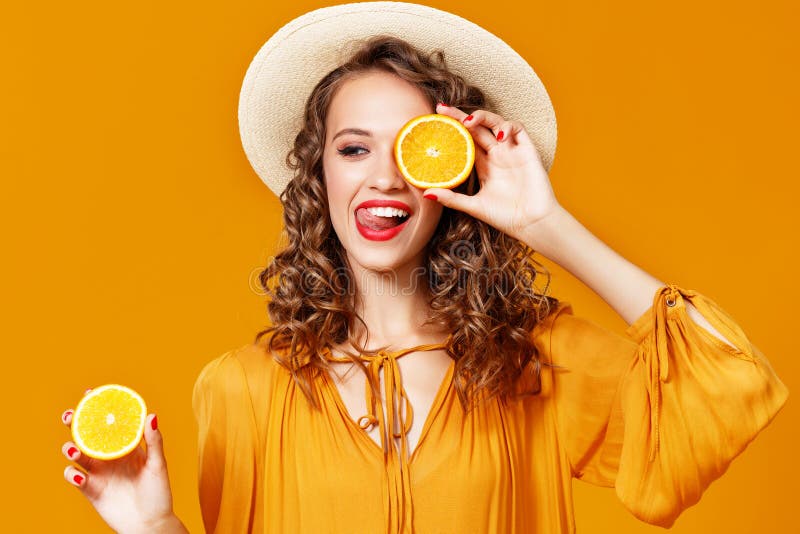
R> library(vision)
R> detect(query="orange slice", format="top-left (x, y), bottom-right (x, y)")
top-left (394, 113), bottom-right (475, 189)
top-left (71, 384), bottom-right (147, 460)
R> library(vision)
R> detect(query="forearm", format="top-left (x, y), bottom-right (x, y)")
top-left (521, 205), bottom-right (737, 349)
top-left (133, 514), bottom-right (190, 534)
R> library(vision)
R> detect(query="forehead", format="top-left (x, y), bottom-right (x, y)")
top-left (325, 71), bottom-right (431, 138)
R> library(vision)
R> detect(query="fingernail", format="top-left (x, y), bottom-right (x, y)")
top-left (62, 410), bottom-right (73, 423)
top-left (151, 415), bottom-right (158, 431)
top-left (437, 102), bottom-right (448, 108)
top-left (497, 130), bottom-right (505, 141)
top-left (84, 388), bottom-right (91, 395)
top-left (463, 115), bottom-right (473, 123)
top-left (423, 194), bottom-right (438, 201)
top-left (67, 447), bottom-right (78, 458)
top-left (73, 474), bottom-right (84, 485)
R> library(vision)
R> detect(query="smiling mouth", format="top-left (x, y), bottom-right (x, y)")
top-left (355, 208), bottom-right (410, 231)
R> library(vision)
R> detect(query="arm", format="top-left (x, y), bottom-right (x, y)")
top-left (144, 514), bottom-right (190, 534)
top-left (521, 204), bottom-right (738, 349)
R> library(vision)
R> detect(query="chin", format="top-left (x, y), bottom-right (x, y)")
top-left (349, 246), bottom-right (422, 272)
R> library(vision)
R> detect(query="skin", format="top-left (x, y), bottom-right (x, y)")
top-left (60, 394), bottom-right (188, 533)
top-left (322, 69), bottom-right (448, 344)
top-left (321, 70), bottom-right (455, 454)
top-left (59, 62), bottom-right (740, 534)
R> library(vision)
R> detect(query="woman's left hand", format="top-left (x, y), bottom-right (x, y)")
top-left (424, 103), bottom-right (562, 244)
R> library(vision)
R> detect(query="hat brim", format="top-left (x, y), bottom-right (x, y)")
top-left (238, 1), bottom-right (557, 197)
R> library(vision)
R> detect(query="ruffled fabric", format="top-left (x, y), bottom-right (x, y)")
top-left (192, 351), bottom-right (260, 533)
top-left (616, 284), bottom-right (789, 526)
top-left (191, 283), bottom-right (788, 532)
top-left (320, 335), bottom-right (454, 534)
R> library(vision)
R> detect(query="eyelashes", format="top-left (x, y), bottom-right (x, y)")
top-left (337, 145), bottom-right (368, 158)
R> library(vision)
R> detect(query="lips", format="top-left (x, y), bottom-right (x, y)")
top-left (353, 199), bottom-right (414, 242)
top-left (354, 199), bottom-right (413, 214)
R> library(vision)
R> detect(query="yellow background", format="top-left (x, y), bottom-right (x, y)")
top-left (4, 0), bottom-right (797, 531)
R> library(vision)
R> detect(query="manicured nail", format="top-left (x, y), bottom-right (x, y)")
top-left (67, 447), bottom-right (78, 458)
top-left (496, 131), bottom-right (505, 141)
top-left (463, 115), bottom-right (473, 123)
top-left (151, 415), bottom-right (158, 431)
top-left (73, 474), bottom-right (84, 485)
top-left (423, 194), bottom-right (438, 201)
top-left (62, 410), bottom-right (73, 423)
top-left (437, 102), bottom-right (448, 108)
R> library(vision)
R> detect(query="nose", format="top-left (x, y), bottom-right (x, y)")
top-left (367, 147), bottom-right (407, 192)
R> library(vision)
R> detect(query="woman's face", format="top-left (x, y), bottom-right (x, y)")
top-left (322, 70), bottom-right (444, 274)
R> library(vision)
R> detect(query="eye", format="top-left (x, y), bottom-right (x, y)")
top-left (337, 145), bottom-right (368, 158)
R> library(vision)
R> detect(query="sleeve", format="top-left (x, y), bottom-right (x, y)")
top-left (546, 283), bottom-right (789, 528)
top-left (192, 349), bottom-right (260, 533)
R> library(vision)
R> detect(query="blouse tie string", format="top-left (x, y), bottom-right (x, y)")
top-left (644, 283), bottom-right (682, 462)
top-left (322, 334), bottom-right (454, 534)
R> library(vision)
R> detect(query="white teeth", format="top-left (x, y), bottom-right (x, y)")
top-left (365, 206), bottom-right (409, 218)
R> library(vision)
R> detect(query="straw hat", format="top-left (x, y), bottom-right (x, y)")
top-left (238, 1), bottom-right (557, 197)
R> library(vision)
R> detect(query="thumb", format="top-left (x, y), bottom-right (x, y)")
top-left (424, 188), bottom-right (480, 218)
top-left (143, 413), bottom-right (165, 469)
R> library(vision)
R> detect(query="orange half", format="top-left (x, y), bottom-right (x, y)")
top-left (71, 384), bottom-right (147, 460)
top-left (394, 114), bottom-right (475, 189)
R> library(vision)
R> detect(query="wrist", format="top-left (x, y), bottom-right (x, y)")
top-left (128, 513), bottom-right (188, 534)
top-left (519, 204), bottom-right (575, 261)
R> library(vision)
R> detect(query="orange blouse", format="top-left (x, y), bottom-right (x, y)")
top-left (191, 284), bottom-right (788, 533)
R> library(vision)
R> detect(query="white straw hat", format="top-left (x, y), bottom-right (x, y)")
top-left (238, 1), bottom-right (557, 198)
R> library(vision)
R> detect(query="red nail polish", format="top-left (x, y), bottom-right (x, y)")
top-left (151, 415), bottom-right (158, 431)
top-left (62, 410), bottom-right (73, 423)
top-left (438, 102), bottom-right (448, 107)
top-left (463, 115), bottom-right (473, 123)
top-left (67, 447), bottom-right (78, 458)
top-left (73, 474), bottom-right (84, 485)
top-left (424, 193), bottom-right (438, 201)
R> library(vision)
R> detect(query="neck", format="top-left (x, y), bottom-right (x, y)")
top-left (346, 257), bottom-right (448, 349)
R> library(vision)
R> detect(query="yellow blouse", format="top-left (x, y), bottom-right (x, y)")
top-left (192, 284), bottom-right (788, 533)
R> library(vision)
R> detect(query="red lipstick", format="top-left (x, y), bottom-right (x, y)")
top-left (354, 199), bottom-right (413, 242)
top-left (355, 199), bottom-right (413, 213)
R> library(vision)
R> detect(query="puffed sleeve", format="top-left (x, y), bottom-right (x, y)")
top-left (545, 283), bottom-right (789, 528)
top-left (192, 349), bottom-right (260, 533)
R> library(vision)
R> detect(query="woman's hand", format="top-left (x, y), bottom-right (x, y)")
top-left (61, 389), bottom-right (186, 534)
top-left (424, 103), bottom-right (563, 245)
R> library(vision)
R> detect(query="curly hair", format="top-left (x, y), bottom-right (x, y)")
top-left (254, 34), bottom-right (560, 411)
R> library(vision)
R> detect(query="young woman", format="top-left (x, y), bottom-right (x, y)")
top-left (60, 3), bottom-right (788, 533)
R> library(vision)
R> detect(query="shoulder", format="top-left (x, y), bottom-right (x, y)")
top-left (530, 300), bottom-right (574, 362)
top-left (530, 299), bottom-right (638, 368)
top-left (192, 340), bottom-right (288, 416)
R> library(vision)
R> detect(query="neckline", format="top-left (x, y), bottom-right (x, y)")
top-left (322, 333), bottom-right (453, 361)
top-left (320, 342), bottom-right (455, 464)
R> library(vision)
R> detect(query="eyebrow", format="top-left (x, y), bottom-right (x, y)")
top-left (332, 128), bottom-right (373, 142)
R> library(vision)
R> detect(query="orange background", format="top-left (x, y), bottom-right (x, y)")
top-left (4, 0), bottom-right (798, 532)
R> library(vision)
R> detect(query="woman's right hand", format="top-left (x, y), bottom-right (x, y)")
top-left (61, 389), bottom-right (181, 534)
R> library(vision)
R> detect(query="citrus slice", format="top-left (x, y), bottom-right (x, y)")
top-left (71, 384), bottom-right (147, 460)
top-left (394, 113), bottom-right (475, 189)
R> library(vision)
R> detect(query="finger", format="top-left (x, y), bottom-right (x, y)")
top-left (62, 385), bottom-right (94, 426)
top-left (61, 409), bottom-right (74, 427)
top-left (63, 465), bottom-right (88, 490)
top-left (494, 120), bottom-right (528, 146)
top-left (422, 188), bottom-right (482, 219)
top-left (460, 110), bottom-right (509, 152)
top-left (64, 465), bottom-right (102, 501)
top-left (144, 414), bottom-right (165, 470)
top-left (62, 440), bottom-right (92, 471)
top-left (436, 104), bottom-right (498, 151)
top-left (436, 102), bottom-right (469, 121)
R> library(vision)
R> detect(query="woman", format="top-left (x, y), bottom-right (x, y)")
top-left (60, 3), bottom-right (788, 533)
